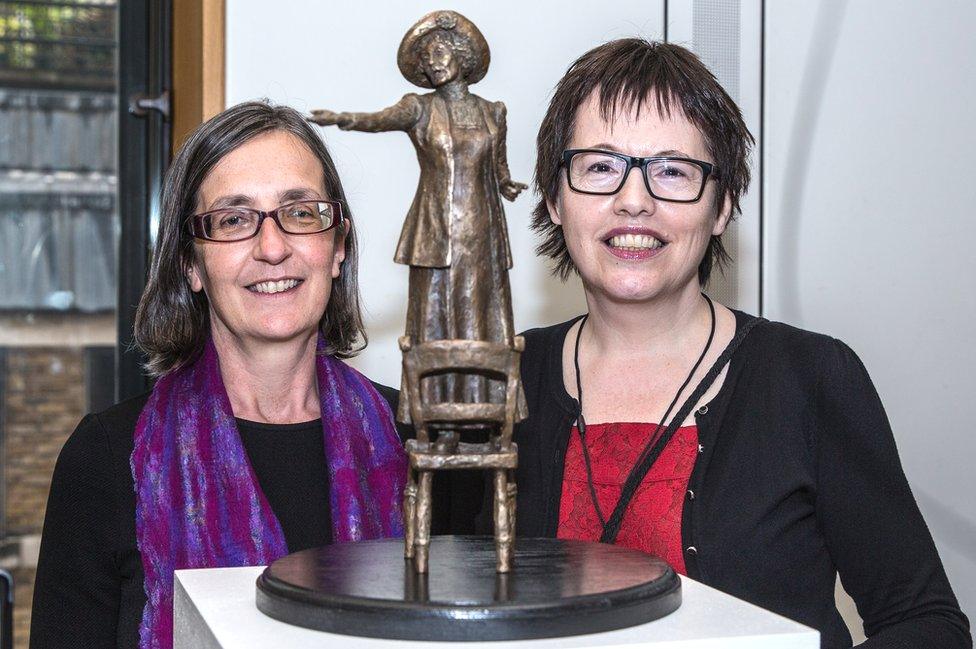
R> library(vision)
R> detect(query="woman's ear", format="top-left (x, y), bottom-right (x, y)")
top-left (546, 197), bottom-right (562, 225)
top-left (713, 192), bottom-right (733, 236)
top-left (186, 260), bottom-right (204, 293)
top-left (331, 225), bottom-right (347, 279)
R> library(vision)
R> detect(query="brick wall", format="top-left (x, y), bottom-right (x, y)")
top-left (10, 566), bottom-right (35, 649)
top-left (4, 349), bottom-right (84, 535)
top-left (2, 348), bottom-right (86, 649)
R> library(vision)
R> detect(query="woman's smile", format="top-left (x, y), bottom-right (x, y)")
top-left (602, 226), bottom-right (669, 261)
top-left (245, 277), bottom-right (304, 295)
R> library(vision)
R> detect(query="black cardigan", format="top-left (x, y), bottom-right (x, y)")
top-left (512, 311), bottom-right (971, 649)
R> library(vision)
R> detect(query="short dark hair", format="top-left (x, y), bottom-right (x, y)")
top-left (532, 38), bottom-right (754, 285)
top-left (134, 101), bottom-right (366, 377)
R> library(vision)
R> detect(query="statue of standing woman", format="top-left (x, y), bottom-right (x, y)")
top-left (310, 11), bottom-right (527, 426)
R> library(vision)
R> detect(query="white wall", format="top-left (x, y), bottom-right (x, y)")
top-left (764, 0), bottom-right (976, 626)
top-left (226, 1), bottom-right (663, 387)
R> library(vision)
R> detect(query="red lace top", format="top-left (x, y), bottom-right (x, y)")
top-left (557, 422), bottom-right (699, 575)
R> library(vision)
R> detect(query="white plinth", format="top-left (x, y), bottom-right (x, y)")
top-left (174, 566), bottom-right (819, 649)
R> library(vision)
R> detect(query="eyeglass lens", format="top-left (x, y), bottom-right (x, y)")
top-left (200, 200), bottom-right (338, 241)
top-left (568, 152), bottom-right (706, 200)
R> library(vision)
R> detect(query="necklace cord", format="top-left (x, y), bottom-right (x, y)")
top-left (601, 303), bottom-right (764, 543)
top-left (632, 296), bottom-right (716, 474)
top-left (572, 295), bottom-right (719, 543)
top-left (573, 313), bottom-right (607, 527)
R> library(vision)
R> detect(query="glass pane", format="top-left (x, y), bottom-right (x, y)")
top-left (0, 2), bottom-right (118, 647)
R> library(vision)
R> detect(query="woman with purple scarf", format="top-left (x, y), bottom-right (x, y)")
top-left (30, 102), bottom-right (408, 649)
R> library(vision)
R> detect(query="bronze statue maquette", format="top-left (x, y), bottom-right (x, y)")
top-left (259, 14), bottom-right (683, 639)
top-left (310, 11), bottom-right (526, 572)
top-left (260, 14), bottom-right (682, 637)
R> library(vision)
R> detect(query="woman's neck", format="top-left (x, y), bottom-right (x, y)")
top-left (436, 79), bottom-right (469, 102)
top-left (581, 283), bottom-right (710, 359)
top-left (209, 325), bottom-right (320, 424)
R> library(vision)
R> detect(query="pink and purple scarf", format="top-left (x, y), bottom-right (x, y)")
top-left (131, 337), bottom-right (406, 649)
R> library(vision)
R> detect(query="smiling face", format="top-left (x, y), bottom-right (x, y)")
top-left (420, 34), bottom-right (461, 87)
top-left (187, 130), bottom-right (346, 346)
top-left (548, 91), bottom-right (731, 307)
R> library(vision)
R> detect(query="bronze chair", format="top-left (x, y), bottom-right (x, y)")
top-left (399, 335), bottom-right (523, 573)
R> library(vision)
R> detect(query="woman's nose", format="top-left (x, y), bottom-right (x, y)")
top-left (613, 166), bottom-right (656, 218)
top-left (252, 216), bottom-right (291, 263)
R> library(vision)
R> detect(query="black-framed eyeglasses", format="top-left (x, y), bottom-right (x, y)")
top-left (562, 149), bottom-right (719, 203)
top-left (189, 199), bottom-right (344, 242)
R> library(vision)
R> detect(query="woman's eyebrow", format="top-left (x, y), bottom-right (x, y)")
top-left (653, 149), bottom-right (691, 158)
top-left (587, 142), bottom-right (623, 153)
top-left (584, 144), bottom-right (694, 158)
top-left (209, 194), bottom-right (253, 210)
top-left (206, 188), bottom-right (322, 211)
top-left (279, 187), bottom-right (323, 202)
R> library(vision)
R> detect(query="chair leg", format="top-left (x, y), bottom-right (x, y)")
top-left (506, 475), bottom-right (517, 538)
top-left (403, 467), bottom-right (417, 559)
top-left (415, 470), bottom-right (434, 573)
top-left (494, 468), bottom-right (513, 573)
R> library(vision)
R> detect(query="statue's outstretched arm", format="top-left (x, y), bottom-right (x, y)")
top-left (493, 102), bottom-right (528, 202)
top-left (309, 94), bottom-right (421, 133)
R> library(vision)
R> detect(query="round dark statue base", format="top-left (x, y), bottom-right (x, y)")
top-left (256, 535), bottom-right (681, 641)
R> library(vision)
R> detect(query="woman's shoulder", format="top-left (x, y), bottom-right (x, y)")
top-left (93, 391), bottom-right (151, 428)
top-left (46, 392), bottom-right (149, 530)
top-left (368, 380), bottom-right (399, 412)
top-left (516, 316), bottom-right (584, 408)
top-left (734, 309), bottom-right (867, 379)
top-left (519, 316), bottom-right (583, 356)
top-left (91, 392), bottom-right (151, 444)
top-left (520, 316), bottom-right (585, 341)
top-left (58, 392), bottom-right (150, 472)
top-left (367, 380), bottom-right (415, 441)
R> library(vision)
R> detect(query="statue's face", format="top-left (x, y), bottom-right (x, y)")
top-left (421, 36), bottom-right (460, 87)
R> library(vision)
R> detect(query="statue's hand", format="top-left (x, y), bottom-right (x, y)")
top-left (309, 109), bottom-right (354, 129)
top-left (500, 180), bottom-right (529, 201)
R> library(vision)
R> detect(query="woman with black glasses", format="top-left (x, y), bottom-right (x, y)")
top-left (30, 102), bottom-right (409, 649)
top-left (514, 39), bottom-right (970, 648)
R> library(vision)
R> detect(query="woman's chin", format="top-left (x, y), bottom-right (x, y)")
top-left (215, 320), bottom-right (320, 346)
top-left (256, 324), bottom-right (319, 343)
top-left (605, 289), bottom-right (665, 305)
top-left (584, 273), bottom-right (667, 306)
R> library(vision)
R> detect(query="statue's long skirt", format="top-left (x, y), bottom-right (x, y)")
top-left (397, 117), bottom-right (527, 426)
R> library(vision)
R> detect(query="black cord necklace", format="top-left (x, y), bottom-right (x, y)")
top-left (573, 294), bottom-right (717, 532)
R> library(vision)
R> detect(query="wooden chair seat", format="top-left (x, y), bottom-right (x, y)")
top-left (421, 403), bottom-right (506, 425)
top-left (406, 440), bottom-right (518, 471)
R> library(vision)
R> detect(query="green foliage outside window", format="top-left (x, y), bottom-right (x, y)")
top-left (0, 1), bottom-right (116, 88)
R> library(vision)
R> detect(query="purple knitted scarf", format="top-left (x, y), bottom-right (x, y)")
top-left (131, 337), bottom-right (406, 649)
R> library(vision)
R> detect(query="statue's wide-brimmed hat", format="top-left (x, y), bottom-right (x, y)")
top-left (397, 11), bottom-right (490, 88)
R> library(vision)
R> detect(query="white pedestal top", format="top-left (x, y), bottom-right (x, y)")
top-left (174, 566), bottom-right (818, 648)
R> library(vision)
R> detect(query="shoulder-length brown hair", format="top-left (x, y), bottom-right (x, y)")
top-left (134, 101), bottom-right (366, 377)
top-left (532, 38), bottom-right (755, 285)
